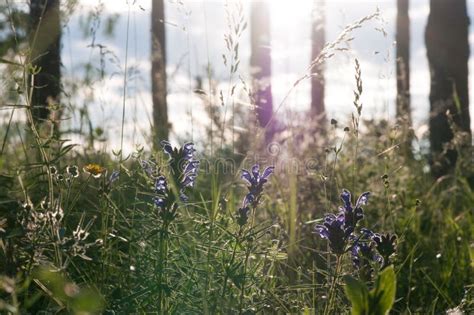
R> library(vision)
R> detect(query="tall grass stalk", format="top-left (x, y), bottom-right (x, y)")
top-left (351, 58), bottom-right (363, 195)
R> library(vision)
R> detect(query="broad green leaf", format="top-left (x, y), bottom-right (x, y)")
top-left (372, 265), bottom-right (396, 315)
top-left (344, 275), bottom-right (369, 315)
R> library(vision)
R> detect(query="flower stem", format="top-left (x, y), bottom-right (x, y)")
top-left (324, 255), bottom-right (343, 315)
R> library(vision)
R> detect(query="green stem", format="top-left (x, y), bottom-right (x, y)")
top-left (221, 226), bottom-right (242, 301)
top-left (25, 72), bottom-right (54, 209)
top-left (158, 221), bottom-right (169, 314)
top-left (324, 255), bottom-right (343, 315)
top-left (239, 245), bottom-right (251, 315)
top-left (238, 205), bottom-right (256, 314)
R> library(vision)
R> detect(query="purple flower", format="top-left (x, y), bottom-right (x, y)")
top-left (351, 240), bottom-right (381, 281)
top-left (315, 213), bottom-right (351, 255)
top-left (372, 232), bottom-right (397, 268)
top-left (339, 189), bottom-right (369, 232)
top-left (182, 142), bottom-right (196, 161)
top-left (241, 164), bottom-right (274, 208)
top-left (155, 176), bottom-right (167, 194)
top-left (315, 189), bottom-right (370, 255)
top-left (159, 141), bottom-right (200, 202)
top-left (160, 140), bottom-right (174, 157)
top-left (153, 176), bottom-right (169, 209)
top-left (109, 170), bottom-right (120, 184)
top-left (241, 164), bottom-right (274, 187)
top-left (153, 197), bottom-right (166, 208)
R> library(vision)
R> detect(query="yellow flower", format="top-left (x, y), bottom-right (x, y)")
top-left (83, 163), bottom-right (106, 178)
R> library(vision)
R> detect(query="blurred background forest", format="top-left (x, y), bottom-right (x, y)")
top-left (0, 0), bottom-right (472, 157)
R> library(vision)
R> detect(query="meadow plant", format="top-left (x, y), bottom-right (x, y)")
top-left (139, 140), bottom-right (199, 313)
top-left (315, 189), bottom-right (398, 314)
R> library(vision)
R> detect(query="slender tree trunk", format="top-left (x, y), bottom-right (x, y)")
top-left (425, 0), bottom-right (471, 177)
top-left (29, 0), bottom-right (61, 125)
top-left (310, 0), bottom-right (325, 125)
top-left (250, 0), bottom-right (273, 138)
top-left (396, 0), bottom-right (412, 155)
top-left (152, 0), bottom-right (169, 146)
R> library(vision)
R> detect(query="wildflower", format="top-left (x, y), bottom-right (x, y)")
top-left (109, 170), bottom-right (120, 184)
top-left (161, 140), bottom-right (174, 156)
top-left (83, 163), bottom-right (106, 178)
top-left (160, 140), bottom-right (199, 202)
top-left (339, 189), bottom-right (369, 233)
top-left (351, 236), bottom-right (382, 281)
top-left (352, 241), bottom-right (375, 267)
top-left (66, 165), bottom-right (79, 178)
top-left (315, 189), bottom-right (370, 255)
top-left (315, 213), bottom-right (350, 255)
top-left (236, 206), bottom-right (250, 227)
top-left (372, 232), bottom-right (397, 267)
top-left (241, 164), bottom-right (274, 208)
top-left (153, 176), bottom-right (168, 208)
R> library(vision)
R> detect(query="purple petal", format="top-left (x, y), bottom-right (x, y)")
top-left (181, 175), bottom-right (196, 188)
top-left (183, 142), bottom-right (196, 159)
top-left (251, 164), bottom-right (260, 179)
top-left (155, 176), bottom-right (167, 192)
top-left (179, 191), bottom-right (189, 202)
top-left (241, 169), bottom-right (252, 184)
top-left (109, 170), bottom-right (120, 184)
top-left (315, 225), bottom-right (329, 239)
top-left (184, 160), bottom-right (199, 174)
top-left (261, 166), bottom-right (275, 180)
top-left (356, 192), bottom-right (370, 208)
top-left (160, 140), bottom-right (174, 156)
top-left (153, 197), bottom-right (165, 208)
top-left (243, 193), bottom-right (255, 207)
top-left (361, 228), bottom-right (374, 237)
top-left (183, 142), bottom-right (194, 152)
top-left (340, 189), bottom-right (352, 208)
top-left (336, 213), bottom-right (345, 223)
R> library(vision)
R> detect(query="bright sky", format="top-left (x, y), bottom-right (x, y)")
top-left (57, 0), bottom-right (473, 152)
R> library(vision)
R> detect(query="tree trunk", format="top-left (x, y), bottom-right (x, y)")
top-left (151, 0), bottom-right (169, 146)
top-left (425, 0), bottom-right (471, 177)
top-left (29, 0), bottom-right (61, 125)
top-left (396, 0), bottom-right (412, 155)
top-left (310, 0), bottom-right (325, 124)
top-left (250, 0), bottom-right (273, 137)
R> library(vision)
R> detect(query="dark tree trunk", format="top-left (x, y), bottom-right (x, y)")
top-left (310, 0), bottom-right (325, 124)
top-left (29, 0), bottom-right (61, 124)
top-left (396, 0), bottom-right (412, 155)
top-left (250, 0), bottom-right (273, 136)
top-left (425, 0), bottom-right (471, 177)
top-left (152, 0), bottom-right (169, 146)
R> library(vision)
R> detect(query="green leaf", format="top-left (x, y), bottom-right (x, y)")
top-left (344, 275), bottom-right (369, 315)
top-left (372, 265), bottom-right (396, 315)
